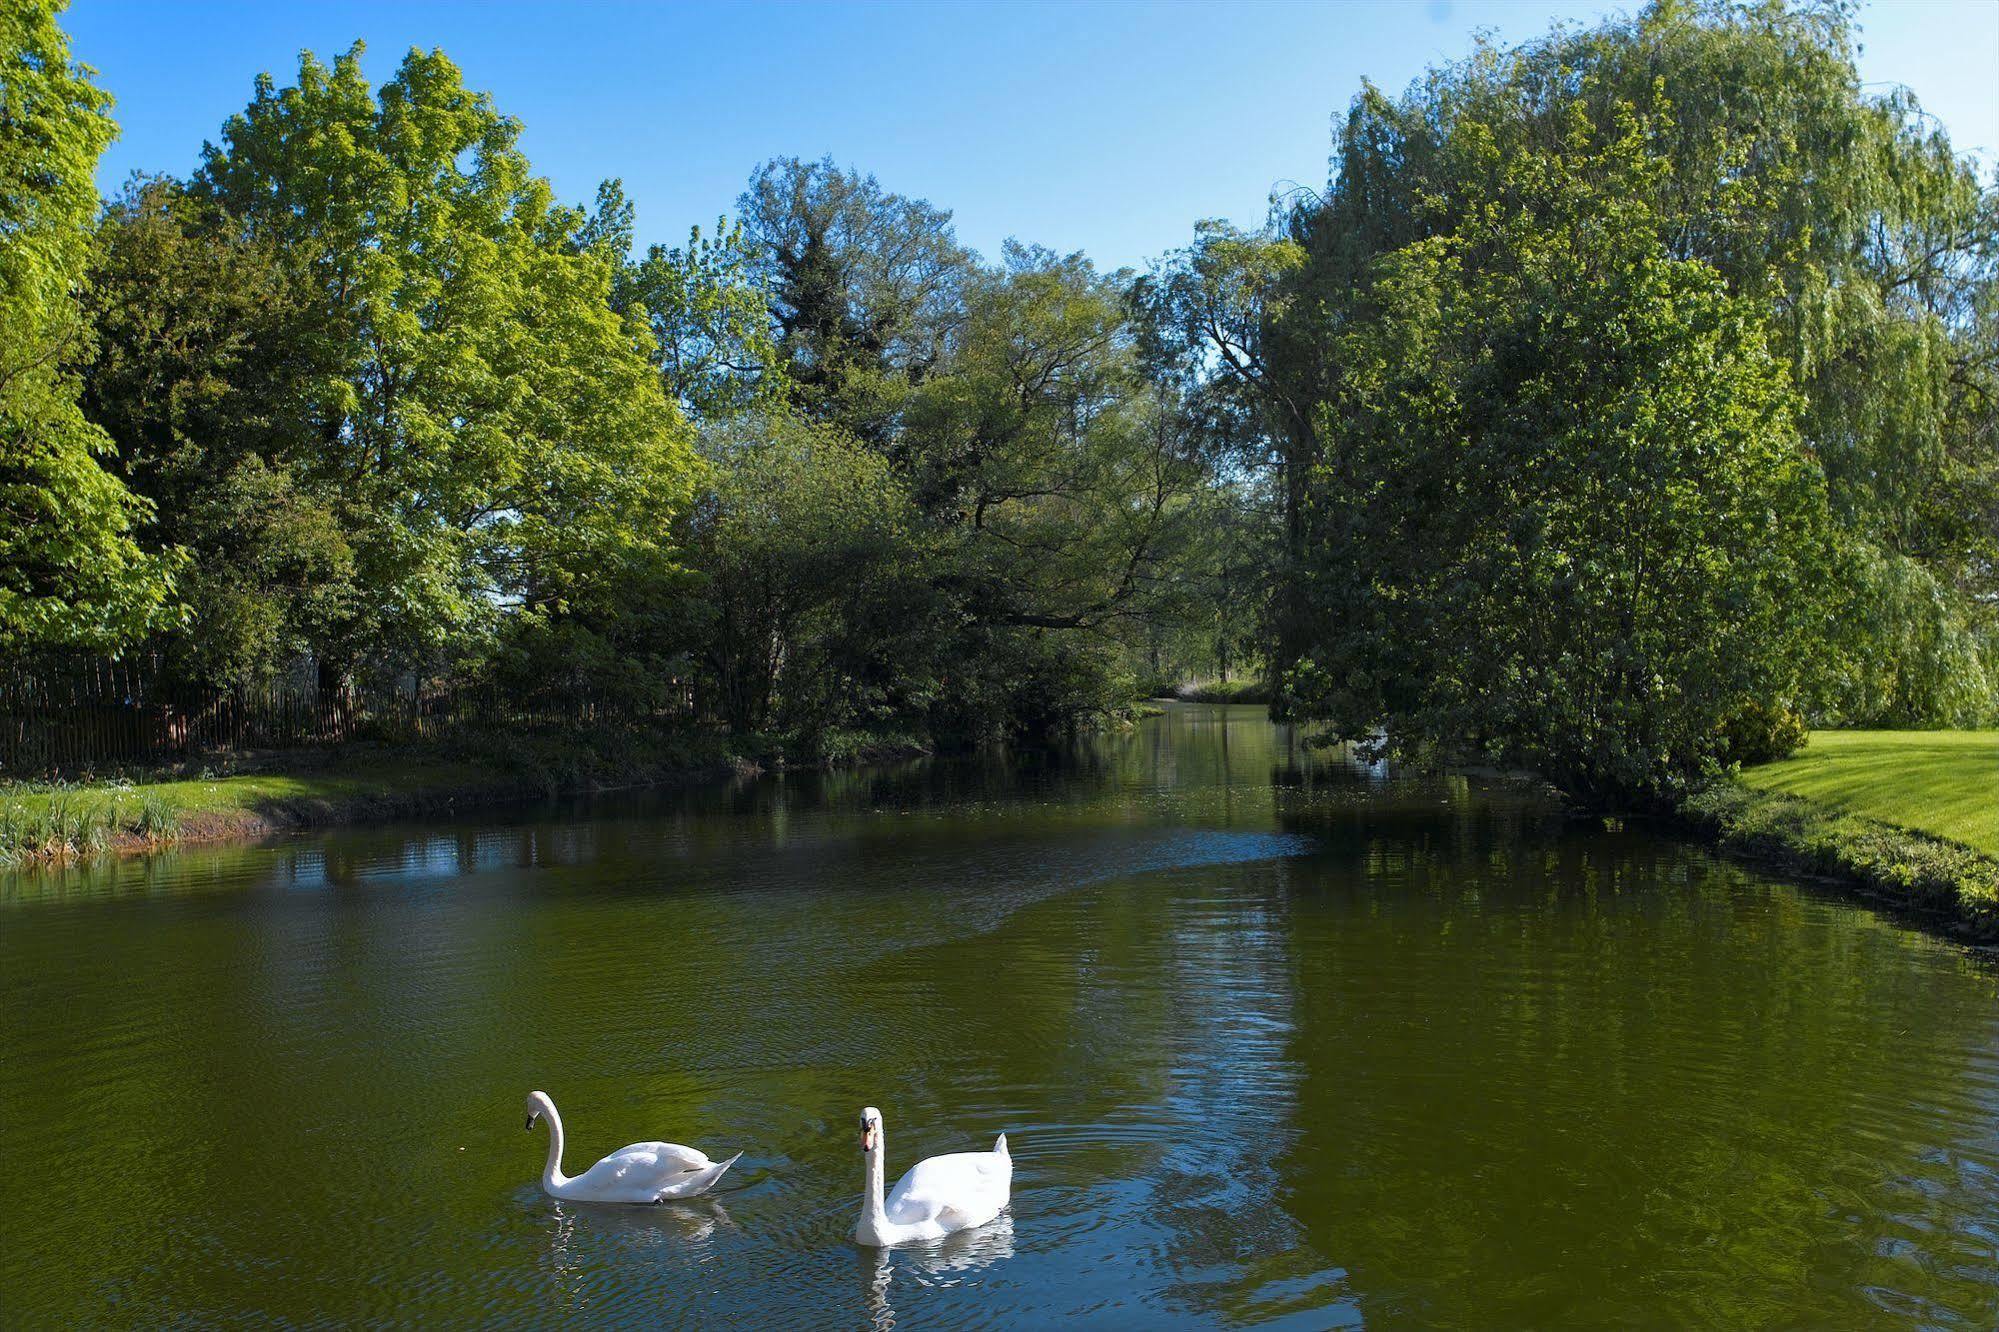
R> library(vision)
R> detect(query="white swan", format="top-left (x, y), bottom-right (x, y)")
top-left (853, 1105), bottom-right (1012, 1246)
top-left (524, 1090), bottom-right (740, 1203)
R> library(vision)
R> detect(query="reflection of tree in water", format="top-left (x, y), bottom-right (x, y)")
top-left (680, 701), bottom-right (1344, 828)
top-left (1262, 830), bottom-right (1999, 1325)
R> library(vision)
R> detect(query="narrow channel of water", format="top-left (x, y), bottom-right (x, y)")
top-left (2, 704), bottom-right (1994, 1326)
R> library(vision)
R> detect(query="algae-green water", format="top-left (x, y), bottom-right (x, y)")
top-left (3, 704), bottom-right (1995, 1327)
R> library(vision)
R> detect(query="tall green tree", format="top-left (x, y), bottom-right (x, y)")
top-left (898, 245), bottom-right (1212, 736)
top-left (908, 244), bottom-right (1202, 636)
top-left (688, 412), bottom-right (933, 738)
top-left (1267, 0), bottom-right (1998, 726)
top-left (737, 157), bottom-right (972, 443)
top-left (619, 215), bottom-right (786, 424)
top-left (0, 0), bottom-right (174, 650)
top-left (1136, 221), bottom-right (1307, 691)
top-left (720, 160), bottom-right (1219, 739)
top-left (1291, 103), bottom-right (1833, 803)
top-left (83, 177), bottom-right (353, 686)
top-left (196, 43), bottom-right (703, 681)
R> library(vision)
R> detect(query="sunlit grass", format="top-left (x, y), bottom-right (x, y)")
top-left (1739, 730), bottom-right (1998, 857)
top-left (0, 728), bottom-right (743, 865)
top-left (0, 759), bottom-right (495, 863)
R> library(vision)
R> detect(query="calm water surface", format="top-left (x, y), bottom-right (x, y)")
top-left (3, 704), bottom-right (1997, 1327)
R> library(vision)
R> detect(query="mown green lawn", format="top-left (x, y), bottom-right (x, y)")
top-left (1740, 730), bottom-right (1998, 857)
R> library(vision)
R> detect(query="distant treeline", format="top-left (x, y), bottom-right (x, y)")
top-left (2, 1), bottom-right (1992, 801)
top-left (2, 4), bottom-right (1251, 764)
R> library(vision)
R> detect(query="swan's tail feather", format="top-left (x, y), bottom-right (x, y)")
top-left (657, 1150), bottom-right (741, 1201)
top-left (994, 1133), bottom-right (1009, 1157)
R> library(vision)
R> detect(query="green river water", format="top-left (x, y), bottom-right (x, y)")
top-left (2, 703), bottom-right (1995, 1327)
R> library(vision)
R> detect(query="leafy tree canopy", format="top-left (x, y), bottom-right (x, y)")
top-left (195, 43), bottom-right (704, 678)
top-left (0, 0), bottom-right (176, 650)
top-left (1291, 101), bottom-right (1835, 803)
top-left (1270, 0), bottom-right (1998, 729)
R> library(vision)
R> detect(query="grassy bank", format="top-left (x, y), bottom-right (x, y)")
top-left (1681, 730), bottom-right (1999, 939)
top-left (0, 728), bottom-right (776, 867)
top-left (1735, 730), bottom-right (1996, 856)
top-left (1, 758), bottom-right (500, 863)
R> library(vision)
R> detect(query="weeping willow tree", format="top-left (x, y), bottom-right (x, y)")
top-left (1259, 0), bottom-right (1997, 736)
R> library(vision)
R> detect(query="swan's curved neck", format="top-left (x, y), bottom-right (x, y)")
top-left (539, 1099), bottom-right (568, 1190)
top-left (862, 1128), bottom-right (888, 1233)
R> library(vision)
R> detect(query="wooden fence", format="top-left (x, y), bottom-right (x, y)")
top-left (0, 655), bottom-right (680, 778)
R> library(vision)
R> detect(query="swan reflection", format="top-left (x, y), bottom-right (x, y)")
top-left (551, 1196), bottom-right (733, 1244)
top-left (860, 1213), bottom-right (1016, 1330)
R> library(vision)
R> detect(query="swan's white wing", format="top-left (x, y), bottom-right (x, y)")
top-left (568, 1141), bottom-right (718, 1202)
top-left (884, 1150), bottom-right (1012, 1229)
top-left (623, 1140), bottom-right (713, 1171)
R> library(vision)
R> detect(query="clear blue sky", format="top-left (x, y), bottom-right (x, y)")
top-left (63, 0), bottom-right (1999, 272)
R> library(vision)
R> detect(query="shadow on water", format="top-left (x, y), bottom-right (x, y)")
top-left (1, 704), bottom-right (1996, 1327)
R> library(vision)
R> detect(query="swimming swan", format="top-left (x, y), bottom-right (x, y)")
top-left (854, 1105), bottom-right (1012, 1246)
top-left (524, 1090), bottom-right (739, 1203)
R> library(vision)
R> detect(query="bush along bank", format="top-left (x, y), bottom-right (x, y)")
top-left (1679, 784), bottom-right (1999, 940)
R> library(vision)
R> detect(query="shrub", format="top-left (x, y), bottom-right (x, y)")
top-left (1715, 701), bottom-right (1810, 767)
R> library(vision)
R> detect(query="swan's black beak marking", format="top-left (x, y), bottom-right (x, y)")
top-left (524, 1115), bottom-right (535, 1131)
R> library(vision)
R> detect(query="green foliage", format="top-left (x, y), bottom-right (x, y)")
top-left (195, 43), bottom-right (703, 680)
top-left (83, 177), bottom-right (355, 686)
top-left (908, 244), bottom-right (1203, 635)
top-left (1135, 220), bottom-right (1308, 477)
top-left (134, 790), bottom-right (179, 843)
top-left (10, 4), bottom-right (1227, 762)
top-left (688, 411), bottom-right (934, 738)
top-left (0, 780), bottom-right (116, 863)
top-left (1125, 475), bottom-right (1276, 690)
top-left (705, 166), bottom-right (1220, 744)
top-left (54, 0), bottom-right (1986, 791)
top-left (1269, 0), bottom-right (1997, 734)
top-left (1289, 102), bottom-right (1833, 804)
top-left (1818, 543), bottom-right (1996, 727)
top-left (613, 210), bottom-right (788, 422)
top-left (1715, 700), bottom-right (1810, 768)
top-left (0, 0), bottom-right (177, 649)
top-left (737, 157), bottom-right (972, 442)
top-left (1132, 225), bottom-right (1304, 688)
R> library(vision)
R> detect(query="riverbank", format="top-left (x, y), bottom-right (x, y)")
top-left (0, 727), bottom-right (933, 867)
top-left (1680, 730), bottom-right (1999, 940)
top-left (0, 736), bottom-right (703, 865)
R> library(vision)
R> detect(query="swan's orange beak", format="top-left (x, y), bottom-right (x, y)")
top-left (860, 1126), bottom-right (876, 1152)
